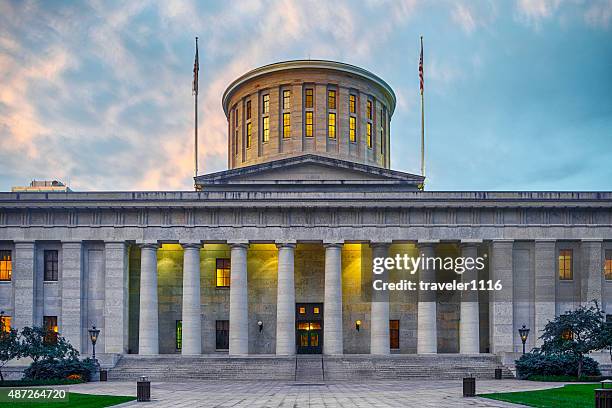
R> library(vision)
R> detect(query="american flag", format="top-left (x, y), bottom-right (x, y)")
top-left (192, 37), bottom-right (199, 96)
top-left (419, 37), bottom-right (424, 95)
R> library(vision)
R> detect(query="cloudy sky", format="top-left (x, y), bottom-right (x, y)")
top-left (0, 0), bottom-right (611, 191)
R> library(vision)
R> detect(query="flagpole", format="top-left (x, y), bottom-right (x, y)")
top-left (194, 37), bottom-right (199, 184)
top-left (420, 36), bottom-right (425, 180)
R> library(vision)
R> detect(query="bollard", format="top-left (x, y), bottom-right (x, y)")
top-left (595, 380), bottom-right (612, 408)
top-left (463, 377), bottom-right (476, 397)
top-left (137, 376), bottom-right (151, 402)
top-left (494, 368), bottom-right (502, 380)
top-left (99, 369), bottom-right (108, 382)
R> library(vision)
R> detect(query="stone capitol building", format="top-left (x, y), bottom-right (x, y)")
top-left (1, 60), bottom-right (611, 380)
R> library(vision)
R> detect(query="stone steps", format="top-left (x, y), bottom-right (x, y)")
top-left (295, 356), bottom-right (324, 383)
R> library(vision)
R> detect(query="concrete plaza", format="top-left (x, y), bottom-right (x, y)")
top-left (67, 379), bottom-right (561, 407)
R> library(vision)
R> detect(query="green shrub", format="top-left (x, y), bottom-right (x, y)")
top-left (23, 357), bottom-right (97, 381)
top-left (516, 352), bottom-right (600, 379)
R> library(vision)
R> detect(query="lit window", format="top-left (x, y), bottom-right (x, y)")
top-left (283, 90), bottom-right (291, 110)
top-left (44, 250), bottom-right (58, 281)
top-left (216, 320), bottom-right (229, 350)
top-left (366, 123), bottom-right (372, 148)
top-left (283, 113), bottom-right (290, 139)
top-left (262, 94), bottom-right (269, 114)
top-left (0, 250), bottom-right (11, 281)
top-left (246, 122), bottom-right (252, 148)
top-left (305, 89), bottom-right (313, 109)
top-left (234, 107), bottom-right (239, 155)
top-left (0, 315), bottom-right (10, 333)
top-left (558, 249), bottom-right (573, 280)
top-left (561, 328), bottom-right (573, 340)
top-left (216, 258), bottom-right (230, 288)
top-left (605, 250), bottom-right (612, 281)
top-left (305, 111), bottom-right (313, 137)
top-left (43, 316), bottom-right (58, 344)
top-left (176, 320), bottom-right (182, 350)
top-left (328, 113), bottom-right (336, 139)
top-left (349, 94), bottom-right (356, 114)
top-left (313, 307), bottom-right (320, 314)
top-left (328, 90), bottom-right (336, 110)
top-left (367, 100), bottom-right (372, 120)
top-left (246, 100), bottom-right (252, 120)
top-left (299, 307), bottom-right (305, 314)
top-left (349, 117), bottom-right (356, 142)
top-left (262, 116), bottom-right (270, 142)
top-left (390, 320), bottom-right (400, 350)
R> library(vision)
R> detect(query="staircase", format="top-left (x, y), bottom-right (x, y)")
top-left (294, 355), bottom-right (324, 383)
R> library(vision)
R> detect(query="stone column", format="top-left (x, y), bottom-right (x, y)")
top-left (181, 243), bottom-right (202, 355)
top-left (370, 243), bottom-right (390, 355)
top-left (104, 242), bottom-right (129, 354)
top-left (13, 241), bottom-right (36, 330)
top-left (489, 240), bottom-right (514, 354)
top-left (534, 239), bottom-right (555, 347)
top-left (276, 243), bottom-right (296, 355)
top-left (460, 242), bottom-right (480, 354)
top-left (417, 241), bottom-right (437, 354)
top-left (138, 243), bottom-right (159, 355)
top-left (581, 240), bottom-right (603, 308)
top-left (324, 243), bottom-right (343, 355)
top-left (229, 243), bottom-right (249, 355)
top-left (61, 242), bottom-right (84, 353)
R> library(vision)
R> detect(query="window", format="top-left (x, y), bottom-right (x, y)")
top-left (176, 320), bottom-right (182, 350)
top-left (283, 113), bottom-right (291, 139)
top-left (283, 90), bottom-right (291, 110)
top-left (313, 307), bottom-right (320, 314)
top-left (328, 90), bottom-right (336, 110)
top-left (561, 328), bottom-right (573, 340)
top-left (349, 117), bottom-right (356, 142)
top-left (299, 307), bottom-right (305, 314)
top-left (216, 258), bottom-right (230, 288)
top-left (305, 111), bottom-right (313, 137)
top-left (44, 250), bottom-right (58, 281)
top-left (0, 315), bottom-right (10, 333)
top-left (246, 100), bottom-right (252, 120)
top-left (216, 320), bottom-right (229, 350)
top-left (605, 250), bottom-right (612, 281)
top-left (43, 316), bottom-right (58, 344)
top-left (366, 123), bottom-right (372, 148)
top-left (367, 100), bottom-right (372, 120)
top-left (328, 113), bottom-right (336, 139)
top-left (246, 122), bottom-right (252, 148)
top-left (262, 94), bottom-right (269, 114)
top-left (304, 88), bottom-right (313, 109)
top-left (0, 250), bottom-right (11, 281)
top-left (349, 94), bottom-right (356, 114)
top-left (390, 320), bottom-right (400, 349)
top-left (234, 107), bottom-right (239, 155)
top-left (558, 249), bottom-right (573, 280)
top-left (380, 109), bottom-right (385, 154)
top-left (262, 116), bottom-right (270, 142)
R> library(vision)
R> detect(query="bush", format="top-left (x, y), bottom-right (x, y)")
top-left (516, 352), bottom-right (600, 379)
top-left (23, 358), bottom-right (97, 382)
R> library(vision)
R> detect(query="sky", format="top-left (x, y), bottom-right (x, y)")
top-left (0, 0), bottom-right (611, 192)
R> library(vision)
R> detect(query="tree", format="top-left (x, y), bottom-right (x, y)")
top-left (539, 301), bottom-right (604, 378)
top-left (0, 315), bottom-right (23, 382)
top-left (20, 326), bottom-right (79, 363)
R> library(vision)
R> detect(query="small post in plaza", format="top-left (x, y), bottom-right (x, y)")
top-left (463, 374), bottom-right (476, 397)
top-left (137, 376), bottom-right (151, 402)
top-left (595, 380), bottom-right (612, 408)
top-left (518, 325), bottom-right (530, 355)
top-left (494, 366), bottom-right (502, 380)
top-left (87, 325), bottom-right (103, 381)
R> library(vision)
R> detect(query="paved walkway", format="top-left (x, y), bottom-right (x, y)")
top-left (65, 379), bottom-right (564, 407)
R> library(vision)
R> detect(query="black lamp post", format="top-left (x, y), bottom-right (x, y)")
top-left (88, 325), bottom-right (100, 366)
top-left (518, 324), bottom-right (530, 355)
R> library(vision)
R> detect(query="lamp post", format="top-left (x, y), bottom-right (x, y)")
top-left (518, 325), bottom-right (530, 355)
top-left (88, 325), bottom-right (100, 366)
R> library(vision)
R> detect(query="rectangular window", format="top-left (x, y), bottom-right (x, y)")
top-left (43, 316), bottom-right (58, 344)
top-left (390, 320), bottom-right (400, 349)
top-left (0, 315), bottom-right (10, 333)
top-left (44, 250), bottom-right (58, 281)
top-left (176, 320), bottom-right (182, 350)
top-left (0, 250), bottom-right (11, 281)
top-left (328, 90), bottom-right (336, 110)
top-left (246, 100), bottom-right (252, 120)
top-left (380, 127), bottom-right (384, 154)
top-left (283, 90), bottom-right (291, 110)
top-left (605, 250), bottom-right (612, 281)
top-left (246, 122), bottom-right (252, 148)
top-left (234, 107), bottom-right (239, 155)
top-left (349, 117), bottom-right (356, 142)
top-left (216, 258), bottom-right (230, 288)
top-left (305, 111), bottom-right (313, 137)
top-left (305, 89), bottom-right (313, 109)
top-left (367, 100), bottom-right (372, 120)
top-left (262, 94), bottom-right (269, 114)
top-left (558, 249), bottom-right (573, 280)
top-left (283, 113), bottom-right (291, 139)
top-left (262, 116), bottom-right (270, 142)
top-left (216, 320), bottom-right (229, 350)
top-left (349, 94), bottom-right (356, 114)
top-left (366, 123), bottom-right (372, 148)
top-left (328, 113), bottom-right (336, 139)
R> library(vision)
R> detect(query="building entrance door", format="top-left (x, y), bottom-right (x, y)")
top-left (296, 303), bottom-right (323, 354)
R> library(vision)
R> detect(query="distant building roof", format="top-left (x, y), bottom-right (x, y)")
top-left (11, 180), bottom-right (72, 193)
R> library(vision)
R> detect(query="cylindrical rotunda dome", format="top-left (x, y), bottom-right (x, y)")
top-left (222, 60), bottom-right (396, 170)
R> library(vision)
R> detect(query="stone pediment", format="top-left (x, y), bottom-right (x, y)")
top-left (195, 154), bottom-right (424, 190)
